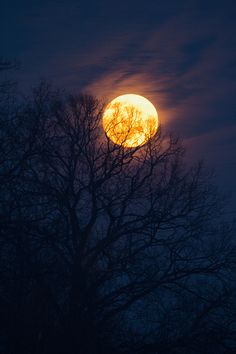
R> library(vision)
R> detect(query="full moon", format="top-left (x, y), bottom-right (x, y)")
top-left (102, 94), bottom-right (158, 148)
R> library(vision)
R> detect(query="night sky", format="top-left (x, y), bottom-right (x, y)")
top-left (2, 0), bottom-right (236, 214)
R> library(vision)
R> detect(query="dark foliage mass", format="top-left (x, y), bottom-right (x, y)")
top-left (0, 64), bottom-right (236, 354)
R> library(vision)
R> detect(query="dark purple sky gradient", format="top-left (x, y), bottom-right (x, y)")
top-left (1, 0), bottom-right (236, 214)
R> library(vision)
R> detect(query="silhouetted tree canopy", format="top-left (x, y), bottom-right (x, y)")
top-left (0, 81), bottom-right (235, 354)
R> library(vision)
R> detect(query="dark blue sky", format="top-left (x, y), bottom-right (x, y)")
top-left (1, 0), bottom-right (236, 213)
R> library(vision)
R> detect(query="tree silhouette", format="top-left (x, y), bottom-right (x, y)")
top-left (0, 83), bottom-right (235, 354)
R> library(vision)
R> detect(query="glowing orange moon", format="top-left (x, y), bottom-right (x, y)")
top-left (102, 94), bottom-right (158, 148)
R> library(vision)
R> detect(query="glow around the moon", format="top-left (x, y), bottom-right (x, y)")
top-left (102, 94), bottom-right (158, 148)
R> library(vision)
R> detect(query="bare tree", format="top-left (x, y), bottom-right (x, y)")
top-left (0, 83), bottom-right (235, 354)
